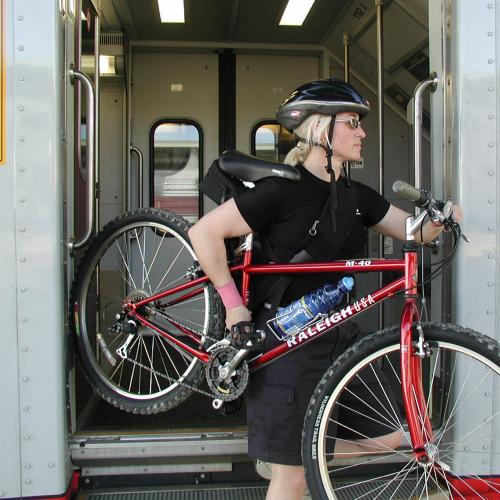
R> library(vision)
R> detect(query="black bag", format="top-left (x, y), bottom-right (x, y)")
top-left (200, 159), bottom-right (249, 265)
top-left (200, 159), bottom-right (248, 205)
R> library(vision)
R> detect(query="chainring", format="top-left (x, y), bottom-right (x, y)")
top-left (205, 345), bottom-right (249, 401)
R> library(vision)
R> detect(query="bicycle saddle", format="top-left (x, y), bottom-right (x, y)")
top-left (218, 150), bottom-right (301, 183)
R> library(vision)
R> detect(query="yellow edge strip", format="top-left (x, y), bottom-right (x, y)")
top-left (0, 0), bottom-right (5, 165)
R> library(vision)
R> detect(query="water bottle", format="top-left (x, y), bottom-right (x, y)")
top-left (272, 277), bottom-right (354, 338)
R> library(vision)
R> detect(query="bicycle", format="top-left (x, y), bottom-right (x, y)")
top-left (72, 159), bottom-right (500, 499)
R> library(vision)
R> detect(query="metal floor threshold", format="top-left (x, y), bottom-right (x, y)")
top-left (79, 478), bottom-right (446, 500)
top-left (335, 478), bottom-right (446, 500)
top-left (80, 485), bottom-right (268, 500)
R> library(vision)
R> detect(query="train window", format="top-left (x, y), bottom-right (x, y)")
top-left (251, 121), bottom-right (295, 163)
top-left (150, 120), bottom-right (203, 223)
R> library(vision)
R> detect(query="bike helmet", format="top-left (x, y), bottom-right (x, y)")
top-left (277, 78), bottom-right (370, 133)
top-left (276, 79), bottom-right (370, 234)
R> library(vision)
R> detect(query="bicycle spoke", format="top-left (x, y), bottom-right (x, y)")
top-left (334, 400), bottom-right (405, 436)
top-left (386, 459), bottom-right (421, 500)
top-left (140, 335), bottom-right (162, 393)
top-left (342, 379), bottom-right (403, 433)
top-left (153, 243), bottom-right (185, 295)
top-left (434, 366), bottom-right (495, 447)
top-left (132, 228), bottom-right (153, 295)
top-left (366, 362), bottom-right (404, 430)
top-left (327, 417), bottom-right (411, 461)
top-left (114, 236), bottom-right (138, 291)
top-left (327, 445), bottom-right (413, 475)
top-left (332, 461), bottom-right (419, 498)
top-left (430, 467), bottom-right (455, 500)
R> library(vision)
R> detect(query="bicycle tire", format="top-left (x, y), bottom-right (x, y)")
top-left (303, 322), bottom-right (500, 499)
top-left (72, 208), bottom-right (224, 414)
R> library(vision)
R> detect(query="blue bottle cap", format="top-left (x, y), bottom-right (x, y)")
top-left (341, 276), bottom-right (355, 291)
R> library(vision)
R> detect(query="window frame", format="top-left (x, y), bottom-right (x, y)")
top-left (250, 119), bottom-right (279, 157)
top-left (251, 119), bottom-right (295, 164)
top-left (149, 118), bottom-right (204, 219)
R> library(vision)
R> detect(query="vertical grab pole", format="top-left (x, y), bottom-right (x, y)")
top-left (130, 146), bottom-right (144, 209)
top-left (94, 16), bottom-right (100, 231)
top-left (343, 32), bottom-right (352, 186)
top-left (343, 32), bottom-right (350, 84)
top-left (376, 0), bottom-right (385, 330)
top-left (67, 67), bottom-right (96, 251)
top-left (413, 74), bottom-right (438, 213)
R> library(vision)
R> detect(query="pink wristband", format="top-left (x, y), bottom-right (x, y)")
top-left (216, 280), bottom-right (243, 309)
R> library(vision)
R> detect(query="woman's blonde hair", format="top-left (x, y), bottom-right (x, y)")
top-left (283, 114), bottom-right (333, 166)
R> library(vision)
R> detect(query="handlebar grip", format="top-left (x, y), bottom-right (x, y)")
top-left (392, 180), bottom-right (430, 207)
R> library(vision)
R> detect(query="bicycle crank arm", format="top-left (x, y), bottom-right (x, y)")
top-left (218, 348), bottom-right (250, 380)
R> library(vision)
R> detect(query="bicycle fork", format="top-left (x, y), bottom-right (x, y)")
top-left (401, 300), bottom-right (434, 464)
top-left (401, 241), bottom-right (435, 465)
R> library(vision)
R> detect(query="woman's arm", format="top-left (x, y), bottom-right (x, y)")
top-left (372, 204), bottom-right (463, 243)
top-left (188, 199), bottom-right (253, 329)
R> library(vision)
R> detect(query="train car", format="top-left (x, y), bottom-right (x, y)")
top-left (0, 0), bottom-right (498, 498)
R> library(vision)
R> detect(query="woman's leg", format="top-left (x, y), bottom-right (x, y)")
top-left (333, 429), bottom-right (405, 458)
top-left (266, 464), bottom-right (307, 500)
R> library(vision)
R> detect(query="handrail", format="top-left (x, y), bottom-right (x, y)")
top-left (130, 145), bottom-right (144, 209)
top-left (68, 66), bottom-right (96, 251)
top-left (413, 73), bottom-right (438, 209)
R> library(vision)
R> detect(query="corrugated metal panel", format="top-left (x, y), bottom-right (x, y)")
top-left (85, 486), bottom-right (267, 500)
top-left (82, 478), bottom-right (429, 500)
top-left (335, 479), bottom-right (426, 499)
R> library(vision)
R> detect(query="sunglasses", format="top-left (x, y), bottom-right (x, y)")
top-left (335, 117), bottom-right (361, 129)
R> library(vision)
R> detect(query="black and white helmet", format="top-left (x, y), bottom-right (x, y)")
top-left (277, 78), bottom-right (370, 132)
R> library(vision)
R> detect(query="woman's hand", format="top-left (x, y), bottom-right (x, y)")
top-left (225, 304), bottom-right (252, 332)
top-left (450, 204), bottom-right (463, 224)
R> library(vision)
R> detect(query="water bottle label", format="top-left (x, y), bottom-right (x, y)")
top-left (271, 277), bottom-right (354, 340)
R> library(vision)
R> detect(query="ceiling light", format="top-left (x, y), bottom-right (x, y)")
top-left (279, 0), bottom-right (315, 26)
top-left (99, 55), bottom-right (116, 76)
top-left (158, 0), bottom-right (185, 23)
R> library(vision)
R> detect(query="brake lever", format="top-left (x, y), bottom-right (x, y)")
top-left (445, 217), bottom-right (470, 243)
top-left (432, 199), bottom-right (470, 243)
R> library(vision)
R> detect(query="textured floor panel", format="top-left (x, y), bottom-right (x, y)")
top-left (335, 478), bottom-right (439, 499)
top-left (83, 478), bottom-right (440, 499)
top-left (85, 486), bottom-right (267, 500)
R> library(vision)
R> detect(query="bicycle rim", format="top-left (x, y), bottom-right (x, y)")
top-left (77, 218), bottom-right (213, 403)
top-left (310, 329), bottom-right (500, 499)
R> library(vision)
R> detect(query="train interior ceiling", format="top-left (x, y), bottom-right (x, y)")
top-left (74, 0), bottom-right (431, 434)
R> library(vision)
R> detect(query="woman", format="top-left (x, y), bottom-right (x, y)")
top-left (189, 79), bottom-right (461, 500)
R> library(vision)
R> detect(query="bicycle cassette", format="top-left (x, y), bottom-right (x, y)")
top-left (206, 345), bottom-right (249, 401)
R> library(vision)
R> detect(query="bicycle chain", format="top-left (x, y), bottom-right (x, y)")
top-left (145, 305), bottom-right (222, 344)
top-left (120, 354), bottom-right (217, 399)
top-left (116, 305), bottom-right (230, 401)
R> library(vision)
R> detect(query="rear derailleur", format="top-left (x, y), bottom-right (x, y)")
top-left (108, 311), bottom-right (140, 360)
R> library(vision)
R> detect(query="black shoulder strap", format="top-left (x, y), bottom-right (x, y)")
top-left (304, 180), bottom-right (359, 261)
top-left (265, 181), bottom-right (359, 312)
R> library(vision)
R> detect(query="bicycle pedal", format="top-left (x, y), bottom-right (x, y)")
top-left (229, 321), bottom-right (266, 349)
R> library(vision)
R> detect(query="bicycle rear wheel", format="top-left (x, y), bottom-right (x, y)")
top-left (72, 208), bottom-right (224, 414)
top-left (303, 322), bottom-right (500, 499)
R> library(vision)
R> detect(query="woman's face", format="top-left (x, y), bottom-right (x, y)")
top-left (331, 112), bottom-right (366, 163)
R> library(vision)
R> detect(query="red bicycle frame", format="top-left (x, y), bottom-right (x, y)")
top-left (129, 237), bottom-right (432, 460)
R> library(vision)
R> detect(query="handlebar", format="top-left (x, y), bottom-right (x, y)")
top-left (392, 180), bottom-right (430, 208)
top-left (392, 179), bottom-right (469, 243)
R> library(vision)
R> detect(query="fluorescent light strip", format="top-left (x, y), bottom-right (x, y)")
top-left (279, 0), bottom-right (315, 26)
top-left (158, 0), bottom-right (185, 23)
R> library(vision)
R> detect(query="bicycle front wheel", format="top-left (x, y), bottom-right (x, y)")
top-left (72, 208), bottom-right (224, 414)
top-left (303, 322), bottom-right (500, 499)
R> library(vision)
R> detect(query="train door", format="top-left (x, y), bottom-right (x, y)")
top-left (131, 51), bottom-right (218, 220)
